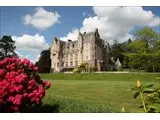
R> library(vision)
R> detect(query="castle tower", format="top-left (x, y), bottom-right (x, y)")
top-left (50, 37), bottom-right (61, 72)
top-left (77, 30), bottom-right (83, 65)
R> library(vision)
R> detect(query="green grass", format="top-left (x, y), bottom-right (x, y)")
top-left (37, 73), bottom-right (160, 113)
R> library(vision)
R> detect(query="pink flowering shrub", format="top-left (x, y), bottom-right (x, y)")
top-left (0, 57), bottom-right (51, 112)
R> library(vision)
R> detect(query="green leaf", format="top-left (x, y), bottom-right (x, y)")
top-left (147, 105), bottom-right (156, 109)
top-left (143, 84), bottom-right (153, 89)
top-left (131, 87), bottom-right (138, 91)
top-left (134, 91), bottom-right (140, 99)
top-left (143, 89), bottom-right (155, 93)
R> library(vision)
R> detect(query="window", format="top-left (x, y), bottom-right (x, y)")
top-left (70, 54), bottom-right (73, 60)
top-left (54, 63), bottom-right (56, 67)
top-left (86, 56), bottom-right (88, 60)
top-left (75, 53), bottom-right (78, 59)
top-left (57, 63), bottom-right (59, 67)
top-left (72, 44), bottom-right (74, 48)
top-left (65, 62), bottom-right (68, 67)
top-left (75, 61), bottom-right (78, 66)
top-left (62, 62), bottom-right (64, 67)
top-left (70, 61), bottom-right (73, 66)
top-left (92, 55), bottom-right (94, 59)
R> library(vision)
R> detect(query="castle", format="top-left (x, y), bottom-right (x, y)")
top-left (50, 28), bottom-right (111, 72)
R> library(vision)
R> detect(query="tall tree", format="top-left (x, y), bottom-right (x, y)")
top-left (36, 49), bottom-right (51, 73)
top-left (126, 27), bottom-right (160, 72)
top-left (0, 35), bottom-right (17, 60)
top-left (110, 40), bottom-right (127, 65)
top-left (135, 27), bottom-right (158, 48)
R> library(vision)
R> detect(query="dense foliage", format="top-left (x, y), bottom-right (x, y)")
top-left (110, 27), bottom-right (160, 72)
top-left (126, 27), bottom-right (160, 72)
top-left (0, 36), bottom-right (18, 60)
top-left (0, 57), bottom-right (51, 112)
top-left (35, 49), bottom-right (51, 73)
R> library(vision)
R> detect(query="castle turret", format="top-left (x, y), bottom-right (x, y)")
top-left (94, 28), bottom-right (100, 38)
top-left (77, 30), bottom-right (83, 65)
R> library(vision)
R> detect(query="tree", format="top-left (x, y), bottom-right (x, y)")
top-left (36, 49), bottom-right (51, 73)
top-left (135, 27), bottom-right (158, 48)
top-left (122, 39), bottom-right (133, 68)
top-left (110, 39), bottom-right (131, 68)
top-left (0, 35), bottom-right (17, 60)
top-left (126, 27), bottom-right (160, 72)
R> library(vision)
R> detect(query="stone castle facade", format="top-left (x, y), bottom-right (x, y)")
top-left (50, 28), bottom-right (110, 72)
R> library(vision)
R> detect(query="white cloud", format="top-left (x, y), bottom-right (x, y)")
top-left (60, 29), bottom-right (79, 41)
top-left (12, 34), bottom-right (49, 52)
top-left (12, 34), bottom-right (49, 63)
top-left (22, 7), bottom-right (60, 30)
top-left (60, 7), bottom-right (160, 43)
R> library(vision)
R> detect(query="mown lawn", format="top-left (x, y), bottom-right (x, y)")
top-left (34, 73), bottom-right (160, 113)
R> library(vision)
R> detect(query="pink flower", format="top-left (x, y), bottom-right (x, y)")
top-left (0, 69), bottom-right (6, 77)
top-left (30, 96), bottom-right (36, 102)
top-left (19, 60), bottom-right (25, 66)
top-left (0, 57), bottom-right (50, 112)
top-left (15, 85), bottom-right (24, 93)
top-left (28, 93), bottom-right (34, 98)
top-left (7, 96), bottom-right (14, 102)
top-left (23, 93), bottom-right (27, 98)
top-left (44, 81), bottom-right (51, 89)
top-left (28, 62), bottom-right (34, 68)
top-left (13, 106), bottom-right (19, 112)
top-left (36, 98), bottom-right (40, 104)
top-left (18, 69), bottom-right (23, 73)
top-left (34, 67), bottom-right (39, 72)
top-left (9, 88), bottom-right (15, 94)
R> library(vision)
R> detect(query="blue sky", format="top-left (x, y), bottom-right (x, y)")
top-left (0, 6), bottom-right (160, 62)
top-left (0, 7), bottom-right (93, 44)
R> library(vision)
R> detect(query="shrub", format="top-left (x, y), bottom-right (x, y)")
top-left (90, 67), bottom-right (97, 72)
top-left (131, 80), bottom-right (160, 113)
top-left (73, 68), bottom-right (80, 73)
top-left (0, 57), bottom-right (51, 112)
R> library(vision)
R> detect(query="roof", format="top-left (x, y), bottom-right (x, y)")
top-left (82, 32), bottom-right (95, 36)
top-left (59, 40), bottom-right (66, 44)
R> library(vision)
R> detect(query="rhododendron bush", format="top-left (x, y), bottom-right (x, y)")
top-left (0, 57), bottom-right (51, 112)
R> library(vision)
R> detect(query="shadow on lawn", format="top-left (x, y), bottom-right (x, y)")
top-left (22, 104), bottom-right (60, 113)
